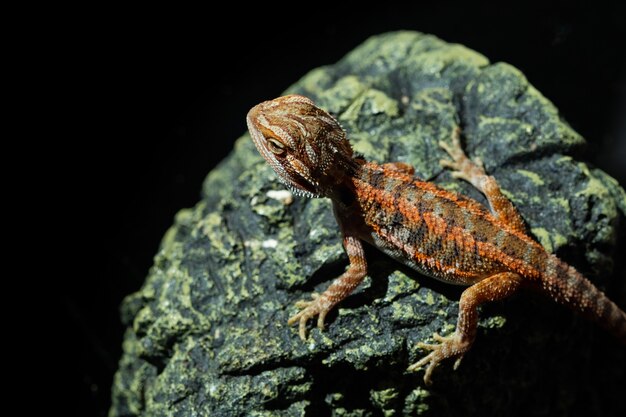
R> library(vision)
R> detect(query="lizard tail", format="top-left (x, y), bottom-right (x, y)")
top-left (539, 253), bottom-right (626, 344)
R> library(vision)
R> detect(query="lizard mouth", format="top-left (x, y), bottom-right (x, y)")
top-left (280, 159), bottom-right (323, 197)
top-left (280, 177), bottom-right (319, 198)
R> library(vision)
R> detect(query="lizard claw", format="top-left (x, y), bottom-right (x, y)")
top-left (288, 292), bottom-right (329, 340)
top-left (407, 332), bottom-right (469, 385)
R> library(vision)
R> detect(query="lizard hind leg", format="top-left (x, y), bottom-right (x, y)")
top-left (439, 128), bottom-right (527, 233)
top-left (408, 271), bottom-right (524, 385)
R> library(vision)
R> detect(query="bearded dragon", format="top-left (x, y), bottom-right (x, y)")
top-left (246, 94), bottom-right (626, 384)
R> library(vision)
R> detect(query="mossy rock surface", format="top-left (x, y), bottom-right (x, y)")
top-left (110, 31), bottom-right (626, 417)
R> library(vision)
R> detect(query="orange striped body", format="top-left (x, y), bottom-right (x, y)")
top-left (344, 161), bottom-right (545, 285)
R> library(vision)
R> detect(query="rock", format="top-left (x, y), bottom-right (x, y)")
top-left (110, 31), bottom-right (626, 417)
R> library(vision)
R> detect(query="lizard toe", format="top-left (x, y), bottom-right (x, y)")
top-left (408, 332), bottom-right (470, 385)
top-left (287, 309), bottom-right (315, 340)
top-left (288, 293), bottom-right (329, 340)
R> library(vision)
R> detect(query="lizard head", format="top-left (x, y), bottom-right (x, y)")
top-left (247, 95), bottom-right (355, 198)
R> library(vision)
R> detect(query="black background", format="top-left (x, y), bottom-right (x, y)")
top-left (68, 3), bottom-right (625, 416)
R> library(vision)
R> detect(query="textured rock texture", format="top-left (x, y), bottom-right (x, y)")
top-left (110, 32), bottom-right (626, 417)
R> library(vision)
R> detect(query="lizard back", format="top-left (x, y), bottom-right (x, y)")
top-left (342, 161), bottom-right (545, 285)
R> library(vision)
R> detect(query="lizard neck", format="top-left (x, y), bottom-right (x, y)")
top-left (317, 154), bottom-right (365, 204)
top-left (323, 156), bottom-right (365, 203)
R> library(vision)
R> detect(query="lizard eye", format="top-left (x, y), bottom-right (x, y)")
top-left (266, 137), bottom-right (286, 155)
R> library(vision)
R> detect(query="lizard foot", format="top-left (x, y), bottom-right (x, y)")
top-left (287, 292), bottom-right (331, 340)
top-left (407, 332), bottom-right (470, 385)
top-left (439, 128), bottom-right (487, 190)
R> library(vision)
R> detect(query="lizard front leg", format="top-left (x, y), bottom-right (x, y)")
top-left (288, 235), bottom-right (367, 339)
top-left (439, 128), bottom-right (527, 233)
top-left (408, 271), bottom-right (524, 384)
